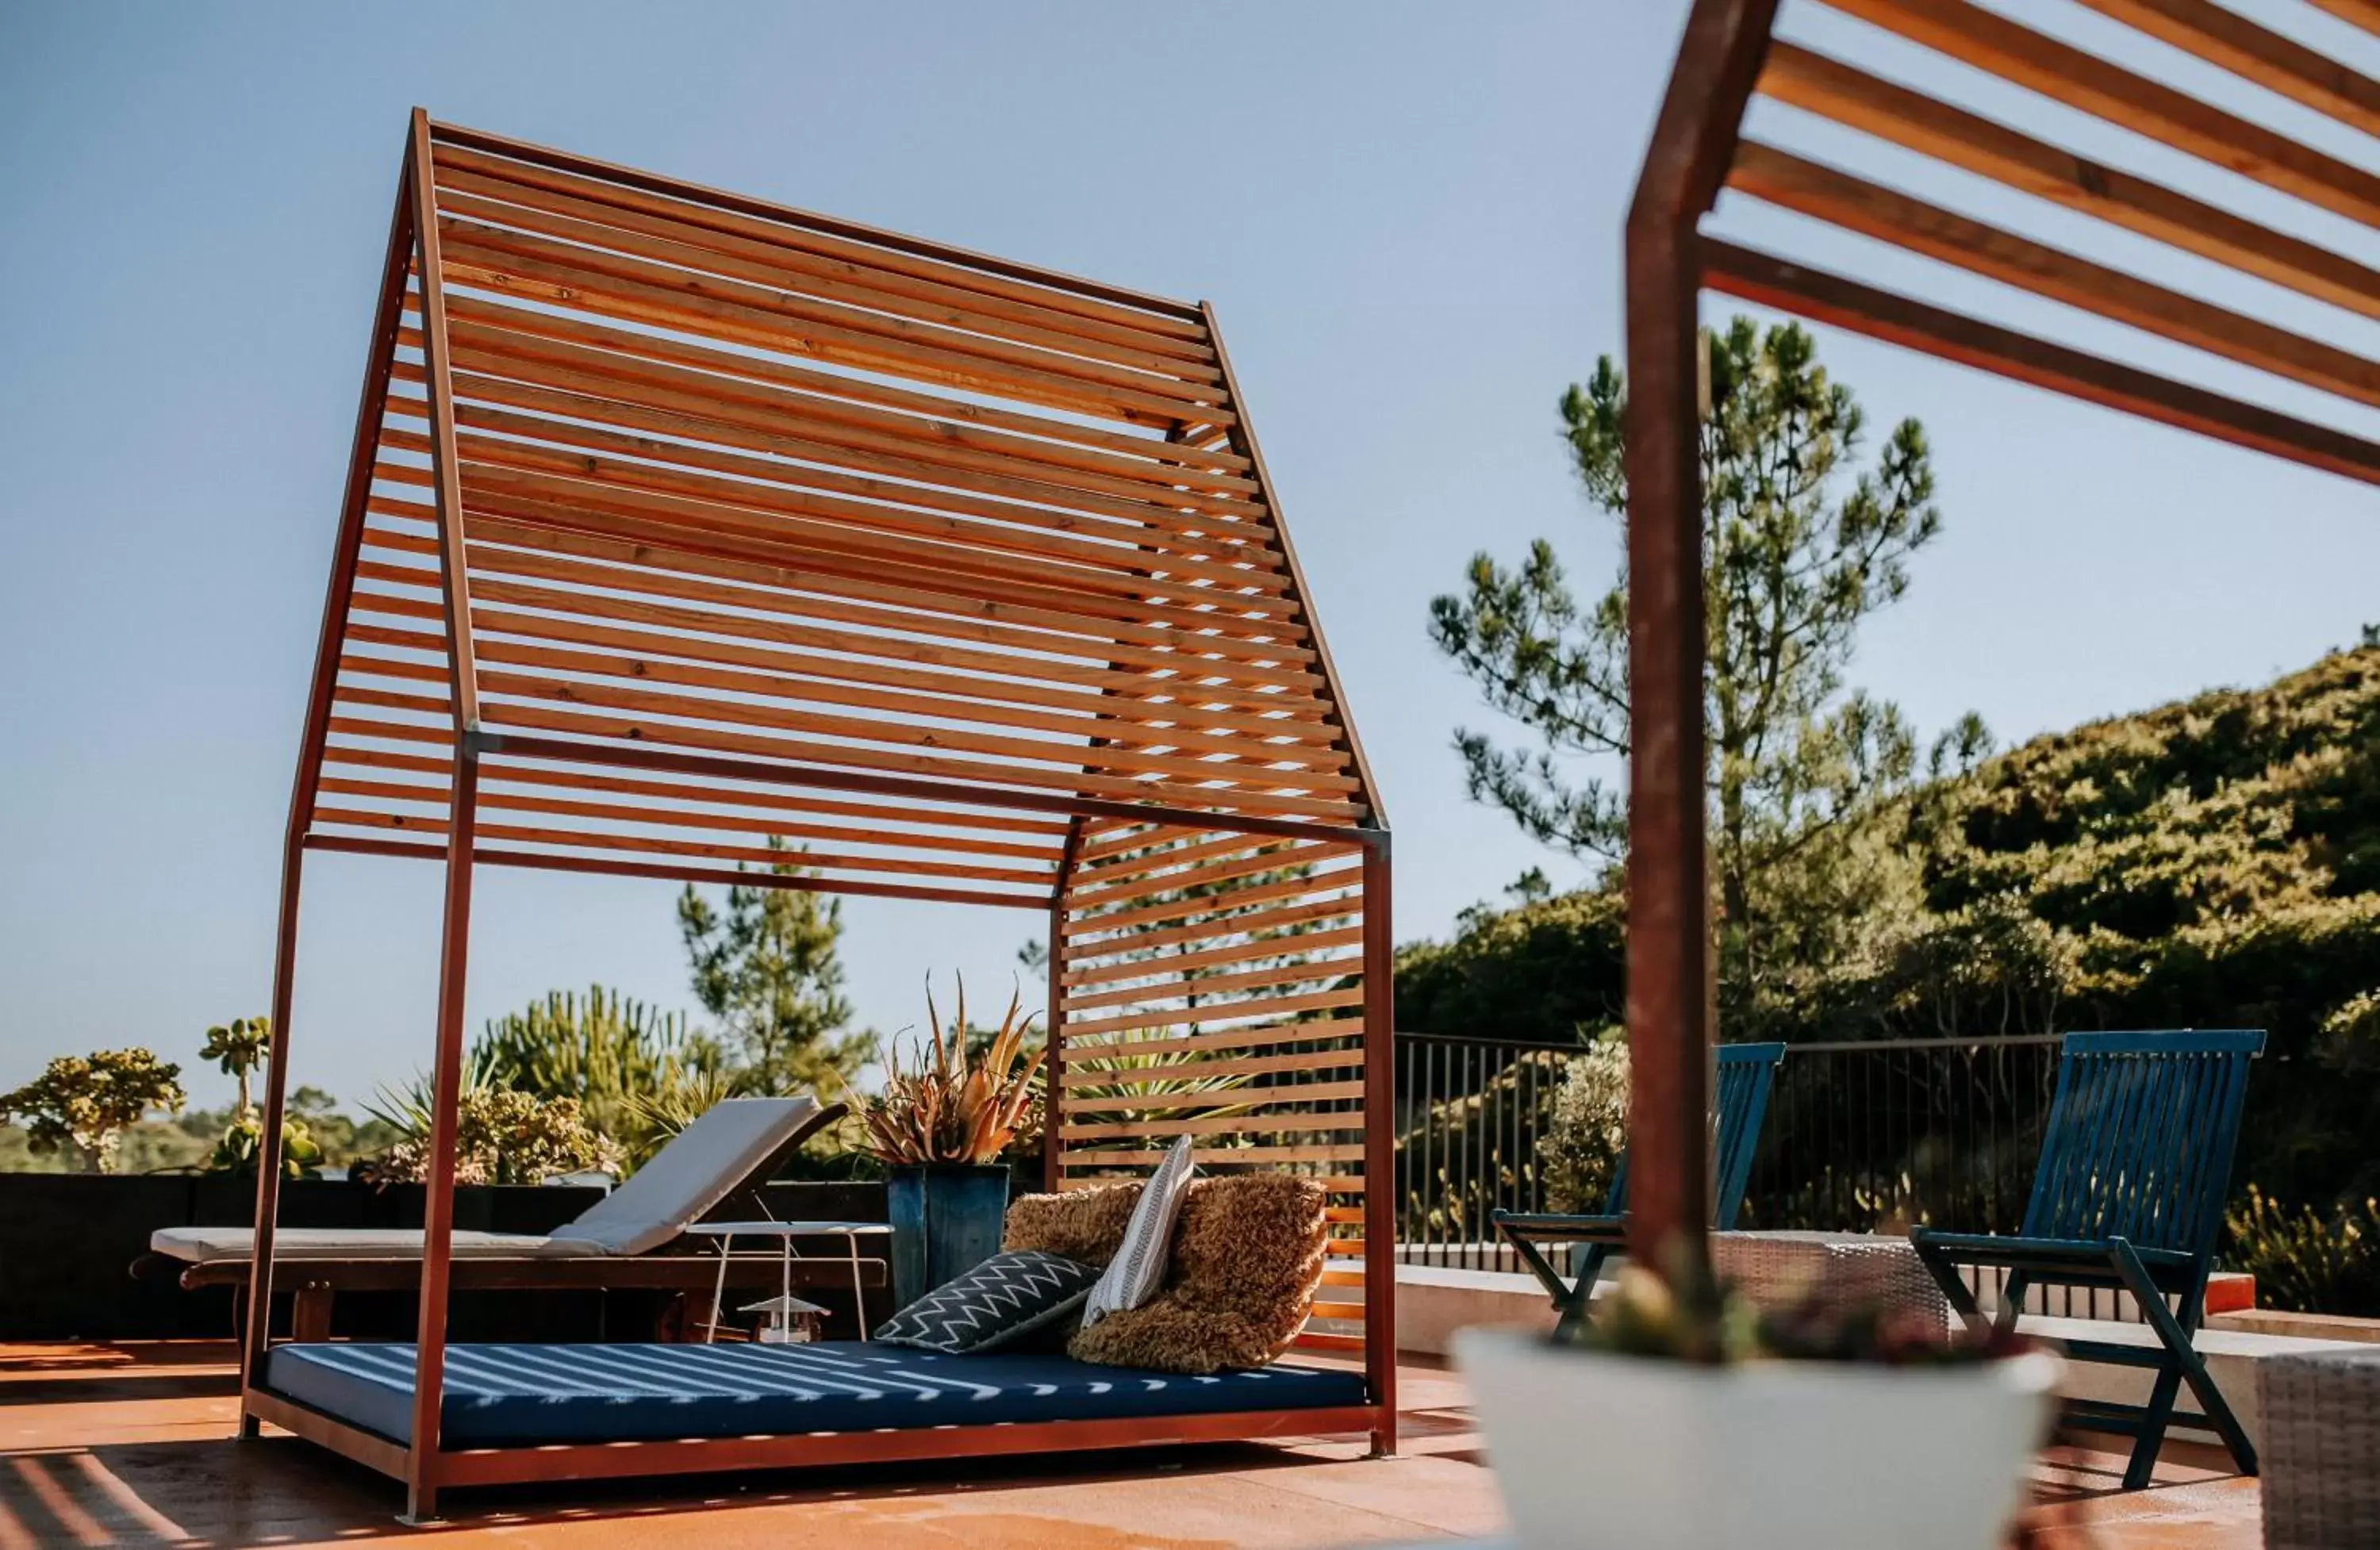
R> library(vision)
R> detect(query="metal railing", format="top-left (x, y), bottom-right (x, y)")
top-left (1738, 1035), bottom-right (2059, 1236)
top-left (1392, 1030), bottom-right (2063, 1270)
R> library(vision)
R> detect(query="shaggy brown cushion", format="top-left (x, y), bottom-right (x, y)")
top-left (1002, 1180), bottom-right (1146, 1268)
top-left (1066, 1173), bottom-right (1329, 1375)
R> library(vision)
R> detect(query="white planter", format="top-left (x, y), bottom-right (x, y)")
top-left (1453, 1326), bottom-right (2061, 1550)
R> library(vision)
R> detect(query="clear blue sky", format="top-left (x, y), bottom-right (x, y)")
top-left (4, 2), bottom-right (2375, 1111)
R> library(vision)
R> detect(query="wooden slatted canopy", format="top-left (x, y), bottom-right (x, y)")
top-left (241, 112), bottom-right (1395, 1516)
top-left (1622, 0), bottom-right (2380, 1274)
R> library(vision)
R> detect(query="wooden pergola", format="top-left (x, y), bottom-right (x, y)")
top-left (243, 112), bottom-right (1393, 1515)
top-left (1624, 1), bottom-right (2380, 1270)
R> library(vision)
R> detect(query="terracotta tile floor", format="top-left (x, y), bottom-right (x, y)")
top-left (0, 1342), bottom-right (2259, 1548)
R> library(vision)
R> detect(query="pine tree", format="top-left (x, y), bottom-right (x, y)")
top-left (1430, 317), bottom-right (1988, 1016)
top-left (677, 838), bottom-right (870, 1094)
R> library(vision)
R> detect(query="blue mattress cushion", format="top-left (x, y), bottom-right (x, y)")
top-left (262, 1340), bottom-right (1368, 1447)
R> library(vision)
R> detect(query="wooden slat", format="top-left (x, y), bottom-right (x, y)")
top-left (2069, 0), bottom-right (2380, 140)
top-left (469, 694), bottom-right (1366, 822)
top-left (1824, 0), bottom-right (2380, 231)
top-left (305, 829), bottom-right (1052, 911)
top-left (436, 289), bottom-right (1247, 476)
top-left (1061, 926), bottom-right (1365, 987)
top-left (1727, 142), bottom-right (2380, 412)
top-left (436, 397), bottom-right (1280, 588)
top-left (428, 136), bottom-right (1210, 333)
top-left (454, 492), bottom-right (1318, 677)
top-left (1054, 1172), bottom-right (1365, 1194)
top-left (459, 573), bottom-right (1330, 744)
top-left (1069, 827), bottom-right (1349, 887)
top-left (1059, 1080), bottom-right (1367, 1115)
top-left (1061, 956), bottom-right (1362, 1013)
top-left (449, 462), bottom-right (1304, 649)
top-left (1062, 872), bottom-right (1359, 937)
top-left (1069, 844), bottom-right (1359, 904)
top-left (1061, 985), bottom-right (1365, 1038)
top-left (459, 534), bottom-right (1330, 707)
top-left (312, 806), bottom-right (1054, 885)
top-left (1756, 41), bottom-right (2380, 324)
top-left (435, 182), bottom-right (1223, 381)
top-left (2306, 0), bottom-right (2380, 40)
top-left (470, 660), bottom-right (1358, 794)
top-left (1059, 1144), bottom-right (1365, 1166)
top-left (1701, 240), bottom-right (2380, 491)
top-left (1057, 1045), bottom-right (1361, 1088)
top-left (1060, 1016), bottom-right (1366, 1061)
top-left (439, 318), bottom-right (1270, 524)
top-left (462, 613), bottom-right (1346, 773)
top-left (437, 214), bottom-right (1231, 405)
top-left (438, 224), bottom-right (1223, 429)
top-left (1059, 1112), bottom-right (1369, 1141)
top-left (318, 774), bottom-right (1059, 862)
top-left (436, 163), bottom-right (1220, 369)
top-left (1060, 895), bottom-right (1360, 960)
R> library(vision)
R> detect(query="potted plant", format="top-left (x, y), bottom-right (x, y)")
top-left (854, 979), bottom-right (1043, 1306)
top-left (1454, 1251), bottom-right (2061, 1550)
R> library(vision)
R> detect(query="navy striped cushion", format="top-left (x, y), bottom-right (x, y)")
top-left (263, 1341), bottom-right (1366, 1446)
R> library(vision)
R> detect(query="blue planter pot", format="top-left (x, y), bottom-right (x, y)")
top-left (884, 1164), bottom-right (1010, 1311)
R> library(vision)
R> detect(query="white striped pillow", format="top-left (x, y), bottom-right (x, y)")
top-left (1079, 1134), bottom-right (1196, 1328)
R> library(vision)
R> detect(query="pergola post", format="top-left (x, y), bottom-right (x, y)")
top-left (1619, 0), bottom-right (1779, 1283)
top-left (1360, 830), bottom-right (1397, 1456)
top-left (405, 746), bottom-right (479, 1524)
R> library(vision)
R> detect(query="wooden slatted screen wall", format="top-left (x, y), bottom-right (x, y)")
top-left (1054, 825), bottom-right (1374, 1351)
top-left (305, 119), bottom-right (1378, 904)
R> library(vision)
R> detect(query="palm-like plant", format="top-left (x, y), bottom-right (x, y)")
top-left (856, 977), bottom-right (1044, 1166)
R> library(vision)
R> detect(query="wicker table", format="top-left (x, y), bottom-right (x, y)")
top-left (1711, 1230), bottom-right (1952, 1333)
top-left (2261, 1347), bottom-right (2380, 1550)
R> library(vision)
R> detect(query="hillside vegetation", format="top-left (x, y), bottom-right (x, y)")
top-left (1398, 643), bottom-right (2380, 1206)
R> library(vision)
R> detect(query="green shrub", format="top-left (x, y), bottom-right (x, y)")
top-left (1541, 1029), bottom-right (1629, 1214)
top-left (2225, 1185), bottom-right (2380, 1316)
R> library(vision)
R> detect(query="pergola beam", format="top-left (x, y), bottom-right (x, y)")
top-left (1619, 0), bottom-right (1783, 1284)
top-left (1701, 240), bottom-right (2380, 489)
top-left (1726, 141), bottom-right (2380, 412)
top-left (2069, 0), bottom-right (2380, 140)
top-left (1756, 42), bottom-right (2380, 324)
top-left (1821, 0), bottom-right (2380, 230)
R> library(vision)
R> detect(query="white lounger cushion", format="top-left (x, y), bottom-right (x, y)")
top-left (149, 1095), bottom-right (820, 1264)
top-left (150, 1227), bottom-right (607, 1263)
top-left (547, 1095), bottom-right (820, 1256)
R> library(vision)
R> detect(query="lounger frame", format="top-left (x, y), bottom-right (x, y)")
top-left (245, 112), bottom-right (1395, 1520)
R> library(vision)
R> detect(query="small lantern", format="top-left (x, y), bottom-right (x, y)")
top-left (740, 1292), bottom-right (829, 1345)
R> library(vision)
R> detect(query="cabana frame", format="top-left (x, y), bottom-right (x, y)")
top-left (241, 112), bottom-right (1395, 1521)
top-left (1625, 0), bottom-right (2378, 1370)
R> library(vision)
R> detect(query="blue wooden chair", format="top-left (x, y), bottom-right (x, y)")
top-left (1493, 1041), bottom-right (1785, 1337)
top-left (1910, 1030), bottom-right (2265, 1490)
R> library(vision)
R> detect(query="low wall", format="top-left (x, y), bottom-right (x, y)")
top-left (0, 1173), bottom-right (885, 1341)
top-left (1392, 1263), bottom-right (2378, 1459)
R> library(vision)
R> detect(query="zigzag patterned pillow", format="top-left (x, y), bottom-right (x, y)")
top-left (872, 1250), bottom-right (1101, 1354)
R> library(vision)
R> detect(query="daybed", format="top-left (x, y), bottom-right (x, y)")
top-left (261, 1341), bottom-right (1368, 1450)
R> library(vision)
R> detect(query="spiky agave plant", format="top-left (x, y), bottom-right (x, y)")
top-left (857, 976), bottom-right (1044, 1166)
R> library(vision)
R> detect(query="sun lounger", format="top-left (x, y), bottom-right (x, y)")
top-left (145, 1098), bottom-right (855, 1337)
